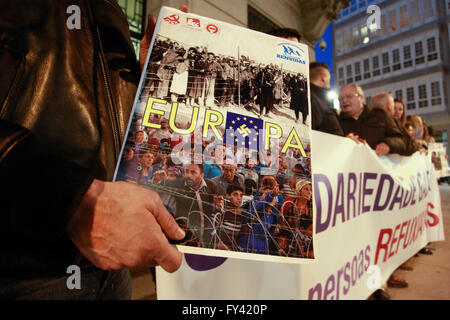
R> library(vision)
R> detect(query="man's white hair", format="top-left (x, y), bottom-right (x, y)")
top-left (371, 92), bottom-right (393, 109)
top-left (340, 84), bottom-right (365, 100)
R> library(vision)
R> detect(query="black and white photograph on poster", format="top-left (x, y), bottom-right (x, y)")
top-left (114, 7), bottom-right (314, 264)
top-left (429, 143), bottom-right (449, 179)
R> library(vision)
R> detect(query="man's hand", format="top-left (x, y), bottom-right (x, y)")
top-left (346, 133), bottom-right (366, 145)
top-left (68, 180), bottom-right (185, 273)
top-left (375, 142), bottom-right (390, 155)
top-left (139, 5), bottom-right (189, 71)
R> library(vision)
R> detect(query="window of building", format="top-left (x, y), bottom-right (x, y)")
top-left (395, 89), bottom-right (403, 100)
top-left (403, 45), bottom-right (413, 68)
top-left (363, 58), bottom-right (370, 72)
top-left (361, 24), bottom-right (368, 44)
top-left (346, 64), bottom-right (353, 77)
top-left (400, 5), bottom-right (409, 28)
top-left (338, 67), bottom-right (344, 80)
top-left (423, 0), bottom-right (434, 20)
top-left (355, 61), bottom-right (361, 81)
top-left (427, 37), bottom-right (438, 61)
top-left (373, 56), bottom-right (379, 69)
top-left (382, 52), bottom-right (390, 73)
top-left (117, 0), bottom-right (146, 53)
top-left (415, 41), bottom-right (425, 65)
top-left (352, 25), bottom-right (360, 46)
top-left (358, 0), bottom-right (367, 9)
top-left (248, 5), bottom-right (280, 34)
top-left (363, 58), bottom-right (371, 79)
top-left (372, 56), bottom-right (380, 76)
top-left (369, 18), bottom-right (379, 40)
top-left (418, 84), bottom-right (428, 108)
top-left (393, 49), bottom-right (401, 71)
top-left (336, 33), bottom-right (343, 54)
top-left (346, 64), bottom-right (353, 83)
top-left (431, 81), bottom-right (442, 105)
top-left (350, 0), bottom-right (357, 12)
top-left (418, 84), bottom-right (427, 99)
top-left (380, 14), bottom-right (387, 36)
top-left (419, 100), bottom-right (429, 108)
top-left (410, 0), bottom-right (420, 24)
top-left (389, 9), bottom-right (398, 32)
top-left (406, 87), bottom-right (416, 109)
top-left (344, 29), bottom-right (351, 51)
top-left (355, 61), bottom-right (361, 75)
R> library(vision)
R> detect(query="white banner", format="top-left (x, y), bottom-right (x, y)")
top-left (156, 131), bottom-right (445, 300)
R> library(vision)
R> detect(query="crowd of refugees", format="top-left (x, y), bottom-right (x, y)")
top-left (117, 114), bottom-right (314, 259)
top-left (140, 36), bottom-right (309, 122)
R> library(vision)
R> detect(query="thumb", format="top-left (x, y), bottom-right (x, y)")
top-left (141, 14), bottom-right (157, 46)
top-left (140, 14), bottom-right (157, 70)
top-left (149, 195), bottom-right (186, 241)
top-left (179, 5), bottom-right (189, 13)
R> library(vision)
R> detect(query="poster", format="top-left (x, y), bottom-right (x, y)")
top-left (114, 7), bottom-right (313, 264)
top-left (428, 143), bottom-right (449, 179)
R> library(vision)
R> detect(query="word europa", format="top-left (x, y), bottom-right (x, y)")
top-left (309, 245), bottom-right (371, 300)
top-left (142, 98), bottom-right (306, 154)
top-left (375, 202), bottom-right (439, 264)
top-left (181, 304), bottom-right (267, 317)
top-left (314, 170), bottom-right (432, 234)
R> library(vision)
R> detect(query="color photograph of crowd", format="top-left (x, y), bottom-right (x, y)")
top-left (116, 113), bottom-right (313, 259)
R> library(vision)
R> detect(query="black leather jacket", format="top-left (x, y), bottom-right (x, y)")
top-left (0, 0), bottom-right (139, 277)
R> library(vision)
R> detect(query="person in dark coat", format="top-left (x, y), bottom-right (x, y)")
top-left (159, 163), bottom-right (219, 248)
top-left (338, 84), bottom-right (407, 156)
top-left (256, 66), bottom-right (276, 116)
top-left (309, 62), bottom-right (344, 136)
top-left (288, 75), bottom-right (308, 123)
top-left (371, 92), bottom-right (417, 156)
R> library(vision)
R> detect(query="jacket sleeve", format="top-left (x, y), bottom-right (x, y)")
top-left (382, 116), bottom-right (408, 155)
top-left (0, 119), bottom-right (94, 250)
top-left (310, 91), bottom-right (344, 137)
top-left (396, 119), bottom-right (419, 156)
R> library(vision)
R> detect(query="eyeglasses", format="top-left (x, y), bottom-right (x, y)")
top-left (338, 93), bottom-right (360, 101)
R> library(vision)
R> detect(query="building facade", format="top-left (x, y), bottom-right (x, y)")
top-left (118, 0), bottom-right (305, 52)
top-left (332, 0), bottom-right (450, 148)
top-left (116, 0), bottom-right (357, 69)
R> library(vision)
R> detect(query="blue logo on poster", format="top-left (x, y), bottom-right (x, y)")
top-left (276, 43), bottom-right (306, 64)
top-left (278, 43), bottom-right (304, 57)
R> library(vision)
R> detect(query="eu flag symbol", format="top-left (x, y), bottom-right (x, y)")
top-left (224, 112), bottom-right (264, 150)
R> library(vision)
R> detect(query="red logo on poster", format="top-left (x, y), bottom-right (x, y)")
top-left (206, 24), bottom-right (219, 34)
top-left (163, 14), bottom-right (180, 25)
top-left (187, 17), bottom-right (201, 27)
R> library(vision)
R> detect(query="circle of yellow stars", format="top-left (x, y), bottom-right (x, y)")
top-left (229, 116), bottom-right (259, 145)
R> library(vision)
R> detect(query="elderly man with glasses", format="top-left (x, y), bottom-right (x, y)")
top-left (338, 84), bottom-right (407, 156)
